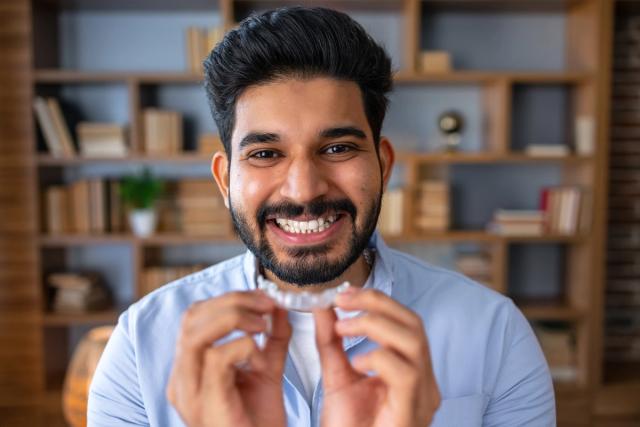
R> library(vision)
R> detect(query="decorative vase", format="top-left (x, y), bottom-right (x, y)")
top-left (129, 208), bottom-right (157, 237)
top-left (62, 326), bottom-right (115, 427)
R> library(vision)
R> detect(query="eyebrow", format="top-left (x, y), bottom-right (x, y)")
top-left (320, 126), bottom-right (367, 140)
top-left (238, 132), bottom-right (280, 150)
top-left (237, 126), bottom-right (367, 150)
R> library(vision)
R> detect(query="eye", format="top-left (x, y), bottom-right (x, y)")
top-left (249, 150), bottom-right (280, 159)
top-left (324, 144), bottom-right (354, 155)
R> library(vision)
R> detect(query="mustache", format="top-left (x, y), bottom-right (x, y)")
top-left (257, 198), bottom-right (357, 227)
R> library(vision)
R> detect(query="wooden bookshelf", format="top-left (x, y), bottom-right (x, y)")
top-left (0, 0), bottom-right (621, 425)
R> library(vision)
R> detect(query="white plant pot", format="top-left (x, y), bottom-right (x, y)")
top-left (129, 209), bottom-right (157, 237)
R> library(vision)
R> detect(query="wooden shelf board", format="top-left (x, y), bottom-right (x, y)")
top-left (34, 69), bottom-right (590, 85)
top-left (39, 0), bottom-right (218, 11)
top-left (42, 310), bottom-right (120, 326)
top-left (33, 69), bottom-right (203, 84)
top-left (37, 154), bottom-right (213, 166)
top-left (385, 231), bottom-right (584, 243)
top-left (396, 151), bottom-right (593, 164)
top-left (39, 234), bottom-right (135, 246)
top-left (518, 301), bottom-right (584, 321)
top-left (395, 70), bottom-right (591, 84)
top-left (142, 234), bottom-right (240, 245)
top-left (422, 0), bottom-right (585, 12)
top-left (39, 233), bottom-right (240, 246)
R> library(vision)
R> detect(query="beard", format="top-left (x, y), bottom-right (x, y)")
top-left (229, 194), bottom-right (381, 286)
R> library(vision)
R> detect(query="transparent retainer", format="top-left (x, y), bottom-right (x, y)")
top-left (257, 275), bottom-right (351, 311)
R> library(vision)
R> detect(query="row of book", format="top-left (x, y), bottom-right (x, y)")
top-left (44, 178), bottom-right (231, 236)
top-left (186, 26), bottom-right (225, 74)
top-left (44, 180), bottom-right (125, 234)
top-left (171, 179), bottom-right (231, 236)
top-left (47, 272), bottom-right (112, 314)
top-left (489, 186), bottom-right (587, 236)
top-left (141, 265), bottom-right (205, 296)
top-left (34, 96), bottom-right (129, 158)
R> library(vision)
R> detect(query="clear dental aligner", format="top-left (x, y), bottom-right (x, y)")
top-left (257, 275), bottom-right (351, 311)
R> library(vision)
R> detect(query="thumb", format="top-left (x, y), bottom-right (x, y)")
top-left (313, 308), bottom-right (359, 391)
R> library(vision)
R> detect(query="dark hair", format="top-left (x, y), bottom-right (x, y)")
top-left (203, 6), bottom-right (393, 156)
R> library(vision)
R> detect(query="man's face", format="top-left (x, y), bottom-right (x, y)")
top-left (213, 77), bottom-right (393, 286)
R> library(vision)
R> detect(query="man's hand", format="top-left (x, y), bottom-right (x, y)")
top-left (314, 288), bottom-right (440, 427)
top-left (166, 291), bottom-right (291, 427)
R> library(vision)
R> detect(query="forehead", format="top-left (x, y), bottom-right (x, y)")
top-left (231, 77), bottom-right (371, 148)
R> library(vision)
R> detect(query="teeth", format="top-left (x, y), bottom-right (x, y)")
top-left (273, 215), bottom-right (338, 234)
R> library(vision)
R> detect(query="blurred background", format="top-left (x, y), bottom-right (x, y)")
top-left (0, 0), bottom-right (638, 425)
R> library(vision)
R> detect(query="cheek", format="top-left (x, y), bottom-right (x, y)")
top-left (229, 168), bottom-right (271, 210)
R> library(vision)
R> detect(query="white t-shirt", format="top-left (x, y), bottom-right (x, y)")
top-left (286, 268), bottom-right (375, 406)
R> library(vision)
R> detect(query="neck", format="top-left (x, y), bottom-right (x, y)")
top-left (263, 252), bottom-right (372, 293)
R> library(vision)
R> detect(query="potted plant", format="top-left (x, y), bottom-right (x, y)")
top-left (120, 168), bottom-right (164, 237)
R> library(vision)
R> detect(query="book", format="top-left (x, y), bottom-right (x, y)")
top-left (77, 122), bottom-right (127, 157)
top-left (33, 97), bottom-right (66, 157)
top-left (45, 186), bottom-right (69, 233)
top-left (46, 98), bottom-right (76, 157)
top-left (143, 109), bottom-right (183, 155)
top-left (69, 180), bottom-right (90, 233)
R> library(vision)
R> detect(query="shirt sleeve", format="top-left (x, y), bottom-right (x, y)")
top-left (483, 301), bottom-right (557, 427)
top-left (87, 309), bottom-right (150, 426)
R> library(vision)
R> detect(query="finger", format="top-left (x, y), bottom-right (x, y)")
top-left (335, 289), bottom-right (421, 331)
top-left (202, 335), bottom-right (267, 393)
top-left (335, 313), bottom-right (427, 367)
top-left (185, 291), bottom-right (275, 338)
top-left (262, 307), bottom-right (292, 372)
top-left (353, 349), bottom-right (441, 426)
top-left (352, 348), bottom-right (418, 396)
top-left (170, 293), bottom-right (274, 407)
top-left (313, 308), bottom-right (359, 391)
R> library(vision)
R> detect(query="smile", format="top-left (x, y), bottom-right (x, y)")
top-left (274, 215), bottom-right (337, 234)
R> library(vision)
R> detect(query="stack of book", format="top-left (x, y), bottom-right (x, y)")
top-left (489, 209), bottom-right (545, 236)
top-left (377, 188), bottom-right (404, 236)
top-left (415, 180), bottom-right (450, 232)
top-left (198, 133), bottom-right (225, 155)
top-left (48, 272), bottom-right (112, 314)
top-left (455, 252), bottom-right (492, 287)
top-left (43, 180), bottom-right (125, 234)
top-left (176, 179), bottom-right (230, 236)
top-left (141, 265), bottom-right (205, 296)
top-left (186, 26), bottom-right (225, 74)
top-left (532, 322), bottom-right (577, 382)
top-left (33, 96), bottom-right (75, 157)
top-left (540, 186), bottom-right (585, 235)
top-left (77, 122), bottom-right (128, 157)
top-left (143, 109), bottom-right (183, 155)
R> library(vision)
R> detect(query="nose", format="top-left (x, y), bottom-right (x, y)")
top-left (279, 155), bottom-right (330, 204)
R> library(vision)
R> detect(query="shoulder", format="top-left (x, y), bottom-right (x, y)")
top-left (388, 248), bottom-right (513, 321)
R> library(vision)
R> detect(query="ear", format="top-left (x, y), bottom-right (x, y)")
top-left (211, 151), bottom-right (230, 208)
top-left (377, 137), bottom-right (395, 192)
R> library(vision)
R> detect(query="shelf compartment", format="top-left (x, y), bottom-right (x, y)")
top-left (396, 151), bottom-right (593, 164)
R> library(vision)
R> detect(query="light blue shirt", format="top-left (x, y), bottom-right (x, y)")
top-left (88, 232), bottom-right (556, 426)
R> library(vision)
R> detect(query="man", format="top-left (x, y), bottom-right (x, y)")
top-left (88, 7), bottom-right (555, 427)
